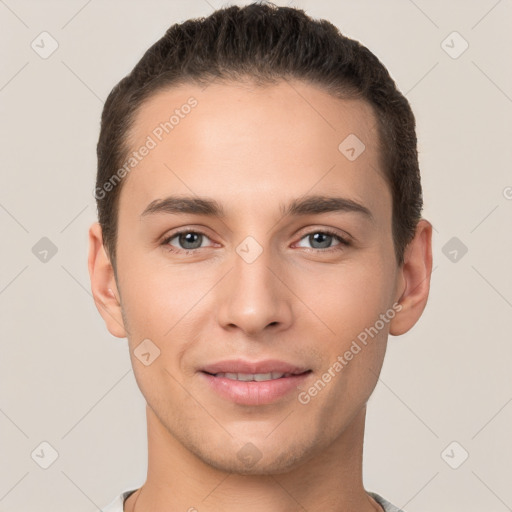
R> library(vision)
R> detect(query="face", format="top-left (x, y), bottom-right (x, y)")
top-left (97, 79), bottom-right (409, 474)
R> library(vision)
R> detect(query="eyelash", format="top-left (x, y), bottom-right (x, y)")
top-left (160, 228), bottom-right (351, 255)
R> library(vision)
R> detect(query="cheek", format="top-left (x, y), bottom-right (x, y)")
top-left (118, 260), bottom-right (213, 376)
top-left (121, 281), bottom-right (171, 339)
top-left (296, 257), bottom-right (394, 343)
top-left (117, 251), bottom-right (201, 335)
top-left (120, 273), bottom-right (191, 403)
top-left (300, 262), bottom-right (393, 412)
top-left (293, 256), bottom-right (395, 407)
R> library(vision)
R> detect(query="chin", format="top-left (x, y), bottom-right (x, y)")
top-left (192, 437), bottom-right (317, 476)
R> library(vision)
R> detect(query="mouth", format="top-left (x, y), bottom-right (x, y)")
top-left (199, 360), bottom-right (312, 405)
top-left (202, 370), bottom-right (311, 381)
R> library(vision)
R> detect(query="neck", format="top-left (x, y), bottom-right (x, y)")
top-left (125, 404), bottom-right (381, 512)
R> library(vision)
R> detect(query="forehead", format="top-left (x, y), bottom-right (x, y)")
top-left (119, 79), bottom-right (390, 221)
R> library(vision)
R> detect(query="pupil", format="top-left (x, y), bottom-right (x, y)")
top-left (311, 232), bottom-right (331, 249)
top-left (180, 232), bottom-right (202, 249)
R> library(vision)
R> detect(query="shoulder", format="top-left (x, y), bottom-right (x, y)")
top-left (368, 491), bottom-right (407, 512)
top-left (103, 488), bottom-right (138, 512)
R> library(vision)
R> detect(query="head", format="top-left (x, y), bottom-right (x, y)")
top-left (95, 3), bottom-right (423, 273)
top-left (89, 2), bottom-right (432, 475)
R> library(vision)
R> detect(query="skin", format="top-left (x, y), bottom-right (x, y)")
top-left (88, 79), bottom-right (432, 512)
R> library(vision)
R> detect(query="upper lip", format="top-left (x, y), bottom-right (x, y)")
top-left (201, 359), bottom-right (311, 375)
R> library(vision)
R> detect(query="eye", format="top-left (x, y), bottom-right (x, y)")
top-left (162, 230), bottom-right (213, 253)
top-left (160, 228), bottom-right (351, 255)
top-left (295, 230), bottom-right (350, 251)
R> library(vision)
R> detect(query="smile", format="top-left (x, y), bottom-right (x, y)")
top-left (200, 369), bottom-right (312, 405)
top-left (209, 372), bottom-right (295, 381)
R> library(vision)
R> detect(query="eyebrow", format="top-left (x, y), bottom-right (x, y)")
top-left (140, 194), bottom-right (374, 222)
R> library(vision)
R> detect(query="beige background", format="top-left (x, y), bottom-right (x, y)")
top-left (1, 0), bottom-right (511, 511)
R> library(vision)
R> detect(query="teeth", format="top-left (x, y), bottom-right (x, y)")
top-left (215, 372), bottom-right (288, 381)
top-left (238, 373), bottom-right (258, 381)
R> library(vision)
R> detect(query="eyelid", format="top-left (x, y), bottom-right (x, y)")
top-left (294, 225), bottom-right (352, 243)
top-left (160, 226), bottom-right (352, 253)
top-left (161, 228), bottom-right (216, 250)
top-left (293, 227), bottom-right (351, 250)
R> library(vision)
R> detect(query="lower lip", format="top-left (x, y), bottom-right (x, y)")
top-left (200, 371), bottom-right (311, 405)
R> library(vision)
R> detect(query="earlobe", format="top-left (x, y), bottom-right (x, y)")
top-left (389, 219), bottom-right (433, 336)
top-left (87, 222), bottom-right (127, 338)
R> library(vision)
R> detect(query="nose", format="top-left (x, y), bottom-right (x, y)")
top-left (215, 245), bottom-right (294, 337)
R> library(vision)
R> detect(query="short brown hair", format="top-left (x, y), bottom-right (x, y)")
top-left (95, 1), bottom-right (423, 271)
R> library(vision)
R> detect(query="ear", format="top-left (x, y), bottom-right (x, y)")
top-left (389, 219), bottom-right (433, 336)
top-left (87, 222), bottom-right (127, 338)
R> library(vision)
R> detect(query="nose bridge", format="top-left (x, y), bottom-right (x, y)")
top-left (216, 237), bottom-right (292, 334)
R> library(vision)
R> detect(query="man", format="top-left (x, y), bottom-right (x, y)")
top-left (89, 3), bottom-right (432, 511)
